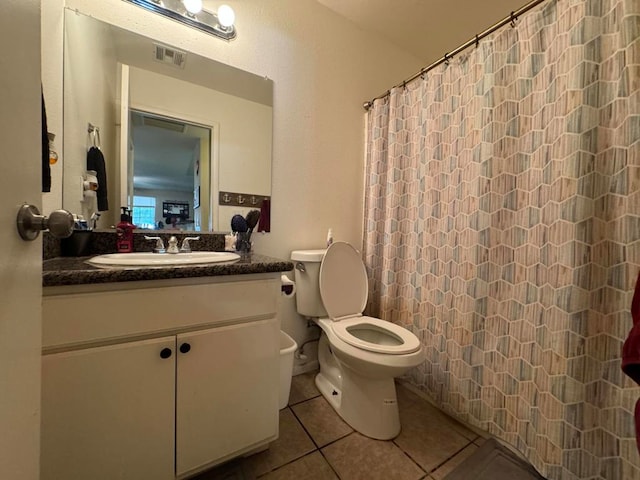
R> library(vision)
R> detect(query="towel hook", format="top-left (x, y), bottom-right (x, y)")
top-left (87, 123), bottom-right (101, 150)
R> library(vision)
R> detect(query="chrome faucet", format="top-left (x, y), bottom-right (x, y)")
top-left (144, 235), bottom-right (166, 254)
top-left (167, 236), bottom-right (179, 254)
top-left (180, 236), bottom-right (200, 253)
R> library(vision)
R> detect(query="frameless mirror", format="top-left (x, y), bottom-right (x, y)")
top-left (62, 9), bottom-right (273, 232)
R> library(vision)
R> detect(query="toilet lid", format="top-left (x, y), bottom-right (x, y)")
top-left (319, 242), bottom-right (368, 319)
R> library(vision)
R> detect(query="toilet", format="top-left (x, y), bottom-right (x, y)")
top-left (291, 242), bottom-right (423, 440)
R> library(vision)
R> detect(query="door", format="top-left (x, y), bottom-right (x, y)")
top-left (0, 1), bottom-right (43, 478)
top-left (175, 318), bottom-right (279, 477)
top-left (41, 337), bottom-right (176, 480)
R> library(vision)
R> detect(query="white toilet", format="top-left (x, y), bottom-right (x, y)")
top-left (291, 242), bottom-right (423, 440)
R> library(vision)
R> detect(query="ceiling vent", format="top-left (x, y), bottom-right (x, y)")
top-left (153, 44), bottom-right (187, 68)
top-left (143, 116), bottom-right (187, 133)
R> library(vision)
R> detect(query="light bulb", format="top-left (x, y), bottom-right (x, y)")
top-left (217, 4), bottom-right (235, 28)
top-left (183, 0), bottom-right (202, 15)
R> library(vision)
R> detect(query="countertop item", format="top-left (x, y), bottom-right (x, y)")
top-left (43, 253), bottom-right (294, 287)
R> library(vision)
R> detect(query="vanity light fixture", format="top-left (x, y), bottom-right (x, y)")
top-left (124, 0), bottom-right (237, 41)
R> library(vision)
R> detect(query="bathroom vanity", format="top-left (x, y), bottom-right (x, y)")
top-left (41, 253), bottom-right (293, 480)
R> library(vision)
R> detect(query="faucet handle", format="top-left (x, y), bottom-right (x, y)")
top-left (180, 236), bottom-right (201, 253)
top-left (167, 235), bottom-right (179, 254)
top-left (144, 235), bottom-right (165, 253)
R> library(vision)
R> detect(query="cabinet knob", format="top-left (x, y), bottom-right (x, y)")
top-left (160, 347), bottom-right (172, 359)
top-left (179, 343), bottom-right (191, 354)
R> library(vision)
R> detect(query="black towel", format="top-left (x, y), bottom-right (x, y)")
top-left (41, 89), bottom-right (51, 193)
top-left (87, 146), bottom-right (108, 211)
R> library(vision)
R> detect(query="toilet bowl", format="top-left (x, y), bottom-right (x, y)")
top-left (291, 242), bottom-right (423, 440)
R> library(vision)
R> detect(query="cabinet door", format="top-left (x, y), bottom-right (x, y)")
top-left (176, 318), bottom-right (279, 477)
top-left (41, 337), bottom-right (176, 480)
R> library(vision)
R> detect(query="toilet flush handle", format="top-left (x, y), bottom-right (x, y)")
top-left (295, 262), bottom-right (306, 273)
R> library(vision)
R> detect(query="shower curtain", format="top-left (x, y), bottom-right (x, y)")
top-left (363, 0), bottom-right (640, 478)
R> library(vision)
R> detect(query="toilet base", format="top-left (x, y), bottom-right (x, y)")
top-left (315, 335), bottom-right (401, 440)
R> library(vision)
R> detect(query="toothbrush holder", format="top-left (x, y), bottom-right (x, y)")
top-left (235, 232), bottom-right (251, 253)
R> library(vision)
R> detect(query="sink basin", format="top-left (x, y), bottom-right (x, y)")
top-left (87, 251), bottom-right (240, 267)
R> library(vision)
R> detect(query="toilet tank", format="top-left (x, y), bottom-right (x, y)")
top-left (291, 249), bottom-right (327, 318)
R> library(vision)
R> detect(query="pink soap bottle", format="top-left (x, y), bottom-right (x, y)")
top-left (116, 207), bottom-right (135, 253)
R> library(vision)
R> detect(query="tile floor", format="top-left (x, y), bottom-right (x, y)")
top-left (195, 372), bottom-right (487, 480)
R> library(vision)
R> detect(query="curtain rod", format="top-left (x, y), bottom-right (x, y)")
top-left (363, 0), bottom-right (549, 110)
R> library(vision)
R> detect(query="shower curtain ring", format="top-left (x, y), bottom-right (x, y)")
top-left (475, 34), bottom-right (480, 48)
top-left (510, 11), bottom-right (517, 27)
top-left (444, 53), bottom-right (450, 65)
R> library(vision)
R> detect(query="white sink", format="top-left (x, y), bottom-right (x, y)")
top-left (87, 251), bottom-right (240, 267)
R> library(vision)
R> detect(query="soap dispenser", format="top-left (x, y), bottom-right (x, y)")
top-left (116, 207), bottom-right (135, 253)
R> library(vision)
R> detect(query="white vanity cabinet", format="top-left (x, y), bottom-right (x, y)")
top-left (176, 319), bottom-right (278, 477)
top-left (42, 336), bottom-right (177, 480)
top-left (41, 275), bottom-right (280, 480)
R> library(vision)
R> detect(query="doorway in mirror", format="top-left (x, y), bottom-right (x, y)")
top-left (129, 110), bottom-right (211, 231)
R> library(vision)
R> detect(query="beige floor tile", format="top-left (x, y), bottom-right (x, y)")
top-left (259, 451), bottom-right (338, 480)
top-left (244, 408), bottom-right (315, 477)
top-left (474, 436), bottom-right (489, 447)
top-left (288, 371), bottom-right (321, 405)
top-left (396, 384), bottom-right (478, 441)
top-left (191, 456), bottom-right (252, 480)
top-left (322, 432), bottom-right (425, 480)
top-left (429, 443), bottom-right (478, 480)
top-left (394, 386), bottom-right (475, 473)
top-left (291, 396), bottom-right (353, 447)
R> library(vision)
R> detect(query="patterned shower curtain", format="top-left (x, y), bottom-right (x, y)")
top-left (363, 0), bottom-right (640, 478)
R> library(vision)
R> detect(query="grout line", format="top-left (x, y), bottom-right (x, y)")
top-left (318, 430), bottom-right (356, 450)
top-left (289, 402), bottom-right (322, 450)
top-left (255, 451), bottom-right (325, 479)
top-left (426, 439), bottom-right (476, 475)
top-left (317, 447), bottom-right (344, 479)
top-left (287, 377), bottom-right (322, 407)
top-left (289, 398), bottom-right (353, 450)
top-left (257, 404), bottom-right (347, 480)
top-left (391, 438), bottom-right (429, 477)
top-left (287, 391), bottom-right (321, 407)
top-left (254, 406), bottom-right (315, 478)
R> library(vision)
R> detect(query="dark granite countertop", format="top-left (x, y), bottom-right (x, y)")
top-left (43, 253), bottom-right (294, 287)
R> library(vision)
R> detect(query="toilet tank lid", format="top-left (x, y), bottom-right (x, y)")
top-left (291, 249), bottom-right (327, 262)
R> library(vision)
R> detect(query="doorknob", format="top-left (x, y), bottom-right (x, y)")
top-left (16, 204), bottom-right (74, 241)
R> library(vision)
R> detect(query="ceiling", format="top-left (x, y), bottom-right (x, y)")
top-left (131, 111), bottom-right (208, 192)
top-left (316, 0), bottom-right (532, 64)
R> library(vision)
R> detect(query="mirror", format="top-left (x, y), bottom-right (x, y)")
top-left (62, 9), bottom-right (273, 232)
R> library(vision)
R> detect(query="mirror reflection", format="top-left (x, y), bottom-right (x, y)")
top-left (63, 9), bottom-right (273, 232)
top-left (130, 110), bottom-right (210, 231)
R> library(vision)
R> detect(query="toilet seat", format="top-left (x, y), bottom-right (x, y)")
top-left (319, 242), bottom-right (420, 355)
top-left (330, 316), bottom-right (421, 354)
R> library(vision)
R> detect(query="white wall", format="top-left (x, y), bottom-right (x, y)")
top-left (42, 0), bottom-right (423, 359)
top-left (62, 10), bottom-right (117, 227)
top-left (41, 0), bottom-right (64, 216)
top-left (129, 69), bottom-right (272, 196)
